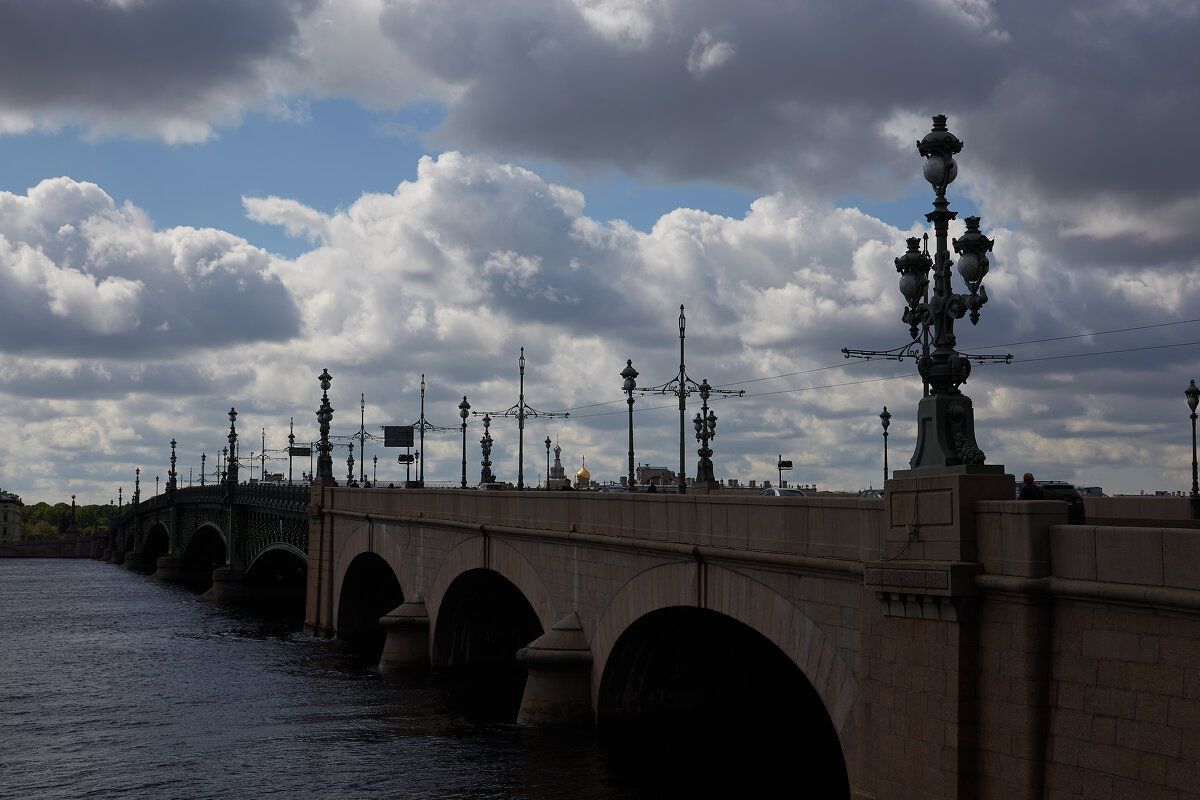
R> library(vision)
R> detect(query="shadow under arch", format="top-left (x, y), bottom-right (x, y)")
top-left (244, 543), bottom-right (308, 620)
top-left (128, 522), bottom-right (170, 572)
top-left (180, 523), bottom-right (226, 589)
top-left (337, 551), bottom-right (404, 661)
top-left (591, 561), bottom-right (857, 795)
top-left (431, 567), bottom-right (543, 722)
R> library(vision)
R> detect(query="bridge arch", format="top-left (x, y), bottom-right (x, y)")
top-left (336, 552), bottom-right (404, 653)
top-left (181, 523), bottom-right (226, 588)
top-left (129, 521), bottom-right (170, 571)
top-left (245, 543), bottom-right (308, 618)
top-left (426, 534), bottom-right (555, 636)
top-left (591, 561), bottom-right (858, 775)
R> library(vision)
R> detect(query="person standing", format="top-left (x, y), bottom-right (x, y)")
top-left (1018, 473), bottom-right (1045, 500)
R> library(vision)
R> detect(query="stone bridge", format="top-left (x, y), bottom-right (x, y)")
top-left (298, 473), bottom-right (1200, 800)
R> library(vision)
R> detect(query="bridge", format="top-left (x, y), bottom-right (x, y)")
top-left (110, 482), bottom-right (310, 602)
top-left (107, 472), bottom-right (1200, 799)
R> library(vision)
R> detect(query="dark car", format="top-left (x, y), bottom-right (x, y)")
top-left (1036, 481), bottom-right (1086, 524)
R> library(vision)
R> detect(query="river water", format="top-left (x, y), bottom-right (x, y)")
top-left (0, 559), bottom-right (805, 799)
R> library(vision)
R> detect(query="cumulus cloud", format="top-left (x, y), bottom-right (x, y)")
top-left (0, 178), bottom-right (299, 356)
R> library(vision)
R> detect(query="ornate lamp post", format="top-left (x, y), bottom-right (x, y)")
top-left (359, 393), bottom-right (366, 484)
top-left (373, 454), bottom-right (377, 485)
top-left (227, 408), bottom-right (240, 484)
top-left (844, 115), bottom-right (1009, 476)
top-left (118, 486), bottom-right (123, 510)
top-left (880, 406), bottom-right (891, 485)
top-left (346, 444), bottom-right (355, 485)
top-left (201, 452), bottom-right (206, 487)
top-left (644, 305), bottom-right (743, 492)
top-left (622, 359), bottom-right (638, 487)
top-left (155, 475), bottom-right (160, 496)
top-left (1187, 379), bottom-right (1199, 517)
top-left (459, 396), bottom-right (471, 488)
top-left (481, 415), bottom-right (495, 484)
top-left (135, 467), bottom-right (141, 505)
top-left (544, 435), bottom-right (552, 488)
top-left (474, 349), bottom-right (569, 489)
top-left (168, 439), bottom-right (178, 492)
top-left (288, 419), bottom-right (295, 485)
top-left (316, 369), bottom-right (334, 481)
top-left (692, 379), bottom-right (719, 484)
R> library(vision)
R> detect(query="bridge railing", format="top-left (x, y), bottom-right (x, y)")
top-left (317, 486), bottom-right (881, 562)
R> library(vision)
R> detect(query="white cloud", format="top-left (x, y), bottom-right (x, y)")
top-left (686, 30), bottom-right (735, 76)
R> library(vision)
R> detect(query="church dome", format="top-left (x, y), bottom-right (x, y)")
top-left (576, 457), bottom-right (590, 482)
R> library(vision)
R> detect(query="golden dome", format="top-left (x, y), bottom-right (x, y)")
top-left (576, 456), bottom-right (590, 481)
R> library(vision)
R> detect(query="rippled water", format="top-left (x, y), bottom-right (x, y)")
top-left (0, 559), bottom-right (806, 799)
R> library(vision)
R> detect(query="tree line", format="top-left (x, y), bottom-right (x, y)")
top-left (22, 502), bottom-right (118, 540)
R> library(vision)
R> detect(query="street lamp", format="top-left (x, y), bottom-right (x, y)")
top-left (347, 444), bottom-right (355, 486)
top-left (373, 454), bottom-right (378, 485)
top-left (545, 436), bottom-right (552, 488)
top-left (643, 305), bottom-right (744, 492)
top-left (481, 416), bottom-right (496, 484)
top-left (359, 393), bottom-right (366, 485)
top-left (316, 369), bottom-right (334, 481)
top-left (459, 396), bottom-right (471, 488)
top-left (474, 349), bottom-right (568, 490)
top-left (622, 359), bottom-right (638, 487)
top-left (168, 439), bottom-right (177, 492)
top-left (201, 452), bottom-right (206, 487)
top-left (843, 115), bottom-right (1009, 477)
top-left (227, 408), bottom-right (240, 484)
top-left (692, 379), bottom-right (719, 484)
top-left (1187, 379), bottom-right (1199, 517)
top-left (880, 406), bottom-right (891, 485)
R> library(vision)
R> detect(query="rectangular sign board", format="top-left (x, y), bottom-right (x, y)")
top-left (289, 446), bottom-right (313, 457)
top-left (384, 426), bottom-right (415, 448)
top-left (397, 454), bottom-right (415, 464)
top-left (778, 460), bottom-right (793, 470)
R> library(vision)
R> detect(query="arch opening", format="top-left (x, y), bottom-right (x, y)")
top-left (180, 526), bottom-right (226, 590)
top-left (244, 546), bottom-right (307, 621)
top-left (431, 568), bottom-right (543, 721)
top-left (128, 524), bottom-right (169, 572)
top-left (337, 552), bottom-right (404, 661)
top-left (597, 606), bottom-right (850, 798)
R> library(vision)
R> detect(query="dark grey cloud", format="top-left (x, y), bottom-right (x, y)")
top-left (0, 0), bottom-right (314, 138)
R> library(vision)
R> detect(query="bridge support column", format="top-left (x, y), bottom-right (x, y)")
top-left (123, 551), bottom-right (143, 571)
top-left (516, 611), bottom-right (594, 725)
top-left (861, 471), bottom-right (1013, 800)
top-left (377, 600), bottom-right (431, 672)
top-left (204, 565), bottom-right (246, 602)
top-left (152, 555), bottom-right (183, 583)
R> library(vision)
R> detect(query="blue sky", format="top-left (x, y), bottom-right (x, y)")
top-left (1, 0), bottom-right (1198, 504)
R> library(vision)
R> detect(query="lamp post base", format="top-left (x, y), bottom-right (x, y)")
top-left (895, 392), bottom-right (1004, 478)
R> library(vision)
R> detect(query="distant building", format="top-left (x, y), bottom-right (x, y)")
top-left (1, 489), bottom-right (24, 542)
top-left (548, 444), bottom-right (567, 489)
top-left (576, 457), bottom-right (592, 489)
top-left (636, 465), bottom-right (675, 487)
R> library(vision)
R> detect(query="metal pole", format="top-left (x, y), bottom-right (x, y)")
top-left (622, 359), bottom-right (638, 488)
top-left (678, 306), bottom-right (687, 493)
top-left (419, 376), bottom-right (426, 486)
top-left (459, 396), bottom-right (471, 488)
top-left (778, 454), bottom-right (782, 488)
top-left (518, 352), bottom-right (526, 489)
top-left (360, 393), bottom-right (366, 484)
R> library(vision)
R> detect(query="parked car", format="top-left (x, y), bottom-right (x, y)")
top-left (760, 488), bottom-right (806, 497)
top-left (1036, 481), bottom-right (1086, 524)
top-left (857, 489), bottom-right (885, 499)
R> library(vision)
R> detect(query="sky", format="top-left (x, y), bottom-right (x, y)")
top-left (2, 0), bottom-right (1199, 505)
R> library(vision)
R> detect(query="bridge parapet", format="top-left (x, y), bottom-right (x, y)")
top-left (314, 486), bottom-right (881, 562)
